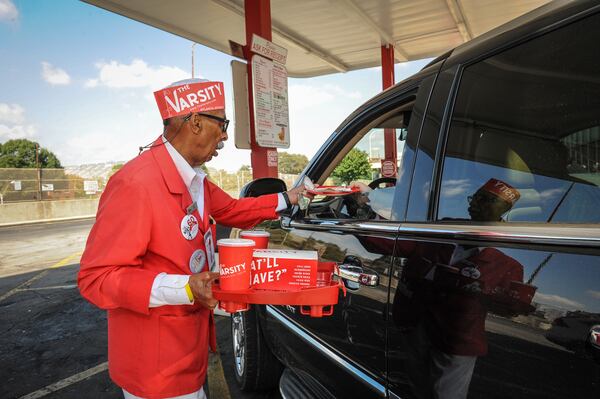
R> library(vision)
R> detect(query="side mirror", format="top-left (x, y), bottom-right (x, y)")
top-left (239, 177), bottom-right (287, 198)
top-left (398, 129), bottom-right (408, 141)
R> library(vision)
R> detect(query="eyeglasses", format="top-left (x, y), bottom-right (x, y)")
top-left (199, 113), bottom-right (229, 133)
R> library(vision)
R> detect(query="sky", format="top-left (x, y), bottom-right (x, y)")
top-left (0, 0), bottom-right (430, 172)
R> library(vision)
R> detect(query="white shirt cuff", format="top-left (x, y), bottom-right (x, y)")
top-left (149, 273), bottom-right (193, 307)
top-left (276, 192), bottom-right (288, 212)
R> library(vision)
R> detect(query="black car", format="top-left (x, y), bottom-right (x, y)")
top-left (229, 1), bottom-right (600, 398)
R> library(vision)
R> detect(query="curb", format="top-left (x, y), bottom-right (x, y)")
top-left (0, 215), bottom-right (96, 228)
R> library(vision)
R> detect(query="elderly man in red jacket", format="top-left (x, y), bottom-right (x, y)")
top-left (78, 78), bottom-right (306, 399)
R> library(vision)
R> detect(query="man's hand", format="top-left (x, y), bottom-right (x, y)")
top-left (349, 181), bottom-right (372, 193)
top-left (349, 181), bottom-right (371, 206)
top-left (188, 272), bottom-right (220, 310)
top-left (286, 184), bottom-right (314, 205)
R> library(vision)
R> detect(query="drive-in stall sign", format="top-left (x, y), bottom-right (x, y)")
top-left (381, 159), bottom-right (397, 177)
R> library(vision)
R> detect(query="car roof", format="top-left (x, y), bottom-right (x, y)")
top-left (344, 0), bottom-right (599, 124)
top-left (445, 0), bottom-right (598, 66)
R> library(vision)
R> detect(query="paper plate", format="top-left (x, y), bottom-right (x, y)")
top-left (307, 186), bottom-right (361, 196)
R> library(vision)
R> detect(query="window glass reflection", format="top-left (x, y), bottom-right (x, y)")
top-left (388, 244), bottom-right (600, 398)
top-left (438, 12), bottom-right (600, 224)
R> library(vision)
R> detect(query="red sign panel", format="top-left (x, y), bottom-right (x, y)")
top-left (381, 159), bottom-right (397, 177)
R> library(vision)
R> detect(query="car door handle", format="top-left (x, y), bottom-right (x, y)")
top-left (335, 264), bottom-right (379, 287)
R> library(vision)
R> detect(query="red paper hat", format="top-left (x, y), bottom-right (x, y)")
top-left (154, 78), bottom-right (225, 120)
top-left (480, 178), bottom-right (521, 204)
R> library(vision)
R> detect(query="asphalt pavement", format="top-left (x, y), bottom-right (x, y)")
top-left (0, 218), bottom-right (94, 277)
top-left (0, 219), bottom-right (281, 399)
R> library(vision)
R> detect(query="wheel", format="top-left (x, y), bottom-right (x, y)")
top-left (231, 306), bottom-right (283, 391)
top-left (368, 177), bottom-right (396, 189)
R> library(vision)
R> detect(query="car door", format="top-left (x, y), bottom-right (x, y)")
top-left (388, 8), bottom-right (600, 399)
top-left (259, 68), bottom-right (440, 398)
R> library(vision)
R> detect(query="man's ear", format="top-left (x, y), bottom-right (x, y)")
top-left (191, 113), bottom-right (203, 135)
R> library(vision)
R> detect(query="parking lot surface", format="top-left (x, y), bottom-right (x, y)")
top-left (0, 220), bottom-right (280, 399)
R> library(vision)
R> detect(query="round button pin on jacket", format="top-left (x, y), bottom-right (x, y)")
top-left (181, 214), bottom-right (199, 240)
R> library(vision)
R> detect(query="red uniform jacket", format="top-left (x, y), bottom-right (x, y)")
top-left (427, 248), bottom-right (524, 356)
top-left (78, 141), bottom-right (279, 398)
top-left (395, 245), bottom-right (524, 356)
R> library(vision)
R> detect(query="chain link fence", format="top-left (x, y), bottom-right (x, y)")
top-left (210, 171), bottom-right (299, 198)
top-left (0, 167), bottom-right (300, 203)
top-left (0, 168), bottom-right (107, 204)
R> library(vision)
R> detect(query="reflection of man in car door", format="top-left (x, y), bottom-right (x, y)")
top-left (392, 178), bottom-right (533, 399)
top-left (466, 178), bottom-right (520, 222)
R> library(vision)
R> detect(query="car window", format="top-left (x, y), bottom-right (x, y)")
top-left (405, 66), bottom-right (457, 221)
top-left (438, 13), bottom-right (600, 224)
top-left (305, 102), bottom-right (415, 221)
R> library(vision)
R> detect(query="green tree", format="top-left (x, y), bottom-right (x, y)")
top-left (0, 139), bottom-right (62, 168)
top-left (332, 148), bottom-right (371, 184)
top-left (238, 165), bottom-right (251, 173)
top-left (108, 163), bottom-right (124, 178)
top-left (278, 152), bottom-right (308, 174)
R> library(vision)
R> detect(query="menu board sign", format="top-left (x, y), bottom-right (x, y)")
top-left (251, 54), bottom-right (290, 149)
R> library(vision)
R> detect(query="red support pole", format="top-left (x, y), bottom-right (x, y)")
top-left (381, 44), bottom-right (397, 176)
top-left (381, 44), bottom-right (395, 91)
top-left (245, 0), bottom-right (278, 179)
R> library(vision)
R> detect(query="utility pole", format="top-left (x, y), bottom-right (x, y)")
top-left (191, 43), bottom-right (196, 78)
top-left (35, 143), bottom-right (42, 201)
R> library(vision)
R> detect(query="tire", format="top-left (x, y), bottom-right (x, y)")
top-left (231, 305), bottom-right (284, 391)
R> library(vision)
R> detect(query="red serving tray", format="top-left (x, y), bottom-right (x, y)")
top-left (307, 186), bottom-right (361, 196)
top-left (212, 262), bottom-right (346, 317)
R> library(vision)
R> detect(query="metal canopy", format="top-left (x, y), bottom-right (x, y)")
top-left (83, 0), bottom-right (549, 77)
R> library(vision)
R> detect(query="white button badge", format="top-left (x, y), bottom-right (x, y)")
top-left (180, 214), bottom-right (199, 240)
top-left (189, 249), bottom-right (206, 273)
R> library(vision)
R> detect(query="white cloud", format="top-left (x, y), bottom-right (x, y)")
top-left (534, 292), bottom-right (584, 311)
top-left (441, 179), bottom-right (472, 198)
top-left (84, 79), bottom-right (99, 88)
top-left (539, 188), bottom-right (564, 201)
top-left (0, 103), bottom-right (25, 124)
top-left (0, 103), bottom-right (36, 140)
top-left (86, 59), bottom-right (189, 90)
top-left (587, 290), bottom-right (600, 300)
top-left (0, 0), bottom-right (18, 22)
top-left (41, 62), bottom-right (71, 85)
top-left (289, 83), bottom-right (362, 111)
top-left (58, 131), bottom-right (139, 165)
top-left (0, 124), bottom-right (36, 140)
